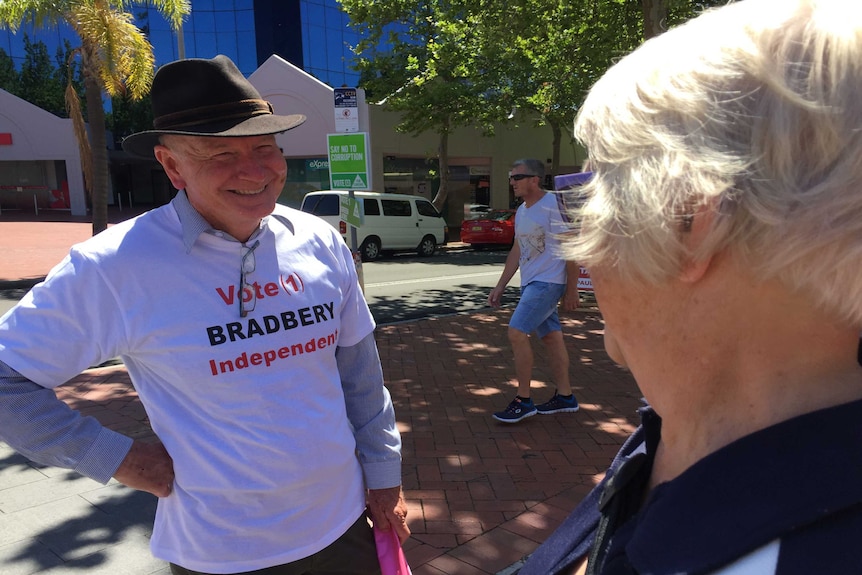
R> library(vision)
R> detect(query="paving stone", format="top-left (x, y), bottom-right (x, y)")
top-left (0, 538), bottom-right (63, 575)
top-left (0, 473), bottom-right (100, 514)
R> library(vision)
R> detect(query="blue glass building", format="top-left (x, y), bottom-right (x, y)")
top-left (0, 0), bottom-right (360, 88)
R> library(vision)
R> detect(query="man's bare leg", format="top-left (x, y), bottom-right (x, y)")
top-left (542, 330), bottom-right (572, 396)
top-left (508, 327), bottom-right (534, 398)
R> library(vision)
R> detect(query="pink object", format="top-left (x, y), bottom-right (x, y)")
top-left (373, 526), bottom-right (412, 575)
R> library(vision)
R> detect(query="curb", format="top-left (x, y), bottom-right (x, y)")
top-left (0, 244), bottom-right (473, 291)
top-left (0, 277), bottom-right (43, 291)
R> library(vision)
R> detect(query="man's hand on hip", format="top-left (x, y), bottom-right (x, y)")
top-left (113, 440), bottom-right (175, 497)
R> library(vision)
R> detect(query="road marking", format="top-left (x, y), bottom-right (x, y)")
top-left (365, 270), bottom-right (504, 288)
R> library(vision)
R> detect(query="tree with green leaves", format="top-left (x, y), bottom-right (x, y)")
top-left (19, 35), bottom-right (67, 116)
top-left (340, 0), bottom-right (503, 210)
top-left (0, 1), bottom-right (189, 234)
top-left (479, 0), bottom-right (728, 175)
top-left (339, 0), bottom-right (643, 190)
top-left (478, 0), bottom-right (643, 176)
top-left (342, 0), bottom-right (733, 188)
top-left (107, 92), bottom-right (152, 150)
top-left (0, 39), bottom-right (84, 117)
top-left (0, 47), bottom-right (20, 94)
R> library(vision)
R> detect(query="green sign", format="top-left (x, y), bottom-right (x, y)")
top-left (327, 133), bottom-right (370, 190)
top-left (340, 195), bottom-right (363, 227)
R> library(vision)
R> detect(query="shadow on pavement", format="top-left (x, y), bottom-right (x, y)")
top-left (369, 283), bottom-right (521, 325)
top-left (0, 449), bottom-right (159, 573)
top-left (373, 308), bottom-right (641, 572)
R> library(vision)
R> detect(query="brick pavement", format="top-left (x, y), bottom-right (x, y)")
top-left (0, 211), bottom-right (642, 574)
top-left (0, 207), bottom-right (149, 284)
top-left (380, 310), bottom-right (641, 574)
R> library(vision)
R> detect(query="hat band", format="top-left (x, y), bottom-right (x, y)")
top-left (154, 99), bottom-right (275, 130)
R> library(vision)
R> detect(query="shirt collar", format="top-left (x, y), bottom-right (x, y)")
top-left (623, 398), bottom-right (862, 573)
top-left (172, 189), bottom-right (269, 252)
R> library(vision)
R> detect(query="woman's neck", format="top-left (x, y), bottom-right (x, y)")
top-left (648, 356), bottom-right (862, 488)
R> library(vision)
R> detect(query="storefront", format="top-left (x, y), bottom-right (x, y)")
top-left (0, 89), bottom-right (86, 216)
top-left (277, 158), bottom-right (332, 208)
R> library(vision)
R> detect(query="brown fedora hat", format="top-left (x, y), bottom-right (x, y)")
top-left (122, 55), bottom-right (306, 158)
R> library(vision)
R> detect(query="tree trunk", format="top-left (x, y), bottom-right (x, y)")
top-left (431, 123), bottom-right (450, 212)
top-left (83, 63), bottom-right (109, 235)
top-left (641, 0), bottom-right (668, 40)
top-left (550, 121), bottom-right (562, 182)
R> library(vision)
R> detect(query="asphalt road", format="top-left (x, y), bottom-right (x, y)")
top-left (362, 246), bottom-right (519, 324)
top-left (0, 284), bottom-right (30, 318)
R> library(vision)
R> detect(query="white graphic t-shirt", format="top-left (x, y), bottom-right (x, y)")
top-left (0, 202), bottom-right (374, 572)
top-left (516, 191), bottom-right (570, 286)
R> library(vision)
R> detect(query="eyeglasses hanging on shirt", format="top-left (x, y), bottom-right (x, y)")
top-left (240, 240), bottom-right (260, 317)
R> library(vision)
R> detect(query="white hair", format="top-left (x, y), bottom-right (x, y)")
top-left (567, 0), bottom-right (862, 324)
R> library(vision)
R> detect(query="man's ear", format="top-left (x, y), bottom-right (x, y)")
top-left (678, 205), bottom-right (715, 284)
top-left (154, 145), bottom-right (187, 191)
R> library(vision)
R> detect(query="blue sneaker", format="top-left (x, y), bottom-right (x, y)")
top-left (493, 397), bottom-right (537, 423)
top-left (536, 392), bottom-right (579, 414)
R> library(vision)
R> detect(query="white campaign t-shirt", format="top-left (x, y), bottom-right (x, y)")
top-left (0, 203), bottom-right (374, 572)
top-left (516, 191), bottom-right (569, 286)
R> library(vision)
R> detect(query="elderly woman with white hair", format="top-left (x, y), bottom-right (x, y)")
top-left (519, 1), bottom-right (862, 574)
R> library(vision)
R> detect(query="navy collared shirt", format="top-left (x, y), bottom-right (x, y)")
top-left (521, 400), bottom-right (862, 574)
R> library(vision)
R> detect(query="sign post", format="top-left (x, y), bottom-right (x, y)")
top-left (327, 131), bottom-right (370, 290)
top-left (333, 88), bottom-right (359, 133)
top-left (331, 87), bottom-right (367, 287)
top-left (326, 132), bottom-right (370, 191)
top-left (555, 171), bottom-right (595, 299)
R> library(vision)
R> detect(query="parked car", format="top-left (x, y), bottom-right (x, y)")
top-left (300, 190), bottom-right (448, 261)
top-left (460, 209), bottom-right (515, 249)
top-left (463, 204), bottom-right (492, 219)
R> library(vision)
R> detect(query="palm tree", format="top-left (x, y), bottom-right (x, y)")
top-left (0, 1), bottom-right (189, 234)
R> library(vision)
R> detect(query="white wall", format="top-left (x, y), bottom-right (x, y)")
top-left (250, 55), bottom-right (372, 161)
top-left (0, 89), bottom-right (86, 216)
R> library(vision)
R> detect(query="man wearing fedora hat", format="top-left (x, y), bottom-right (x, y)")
top-left (0, 55), bottom-right (407, 574)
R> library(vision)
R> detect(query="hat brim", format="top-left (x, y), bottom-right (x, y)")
top-left (122, 113), bottom-right (306, 158)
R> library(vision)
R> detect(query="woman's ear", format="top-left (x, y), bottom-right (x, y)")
top-left (678, 206), bottom-right (715, 284)
top-left (679, 253), bottom-right (712, 283)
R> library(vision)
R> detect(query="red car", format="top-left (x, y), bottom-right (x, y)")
top-left (460, 209), bottom-right (515, 248)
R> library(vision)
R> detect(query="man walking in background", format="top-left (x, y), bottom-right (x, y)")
top-left (488, 158), bottom-right (580, 423)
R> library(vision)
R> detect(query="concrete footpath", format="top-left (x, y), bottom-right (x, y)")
top-left (0, 209), bottom-right (642, 575)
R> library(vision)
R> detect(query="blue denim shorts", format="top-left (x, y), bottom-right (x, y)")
top-left (509, 281), bottom-right (566, 338)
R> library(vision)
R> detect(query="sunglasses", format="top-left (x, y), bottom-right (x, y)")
top-left (509, 173), bottom-right (537, 181)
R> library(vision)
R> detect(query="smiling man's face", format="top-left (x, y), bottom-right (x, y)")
top-left (155, 134), bottom-right (287, 242)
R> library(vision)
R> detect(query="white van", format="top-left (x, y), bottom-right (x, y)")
top-left (299, 190), bottom-right (449, 261)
